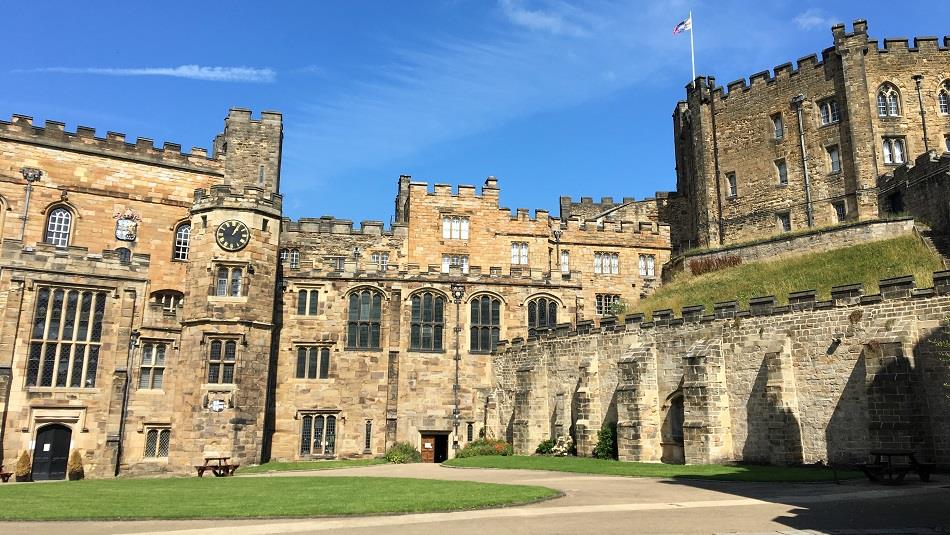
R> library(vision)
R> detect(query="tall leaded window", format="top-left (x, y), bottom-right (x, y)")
top-left (300, 413), bottom-right (337, 456)
top-left (594, 252), bottom-right (619, 274)
top-left (470, 295), bottom-right (500, 353)
top-left (771, 113), bottom-right (784, 139)
top-left (877, 84), bottom-right (901, 117)
top-left (940, 83), bottom-right (950, 114)
top-left (296, 346), bottom-right (330, 379)
top-left (365, 420), bottom-right (373, 452)
top-left (297, 289), bottom-right (318, 315)
top-left (207, 339), bottom-right (236, 384)
top-left (27, 287), bottom-right (106, 388)
top-left (727, 172), bottom-right (738, 197)
top-left (45, 207), bottom-right (73, 247)
top-left (819, 99), bottom-right (840, 125)
top-left (442, 216), bottom-right (470, 240)
top-left (827, 145), bottom-right (841, 173)
top-left (144, 427), bottom-right (171, 458)
top-left (347, 289), bottom-right (382, 349)
top-left (776, 158), bottom-right (788, 185)
top-left (527, 296), bottom-right (557, 337)
top-left (215, 266), bottom-right (244, 296)
top-left (882, 137), bottom-right (906, 164)
top-left (139, 341), bottom-right (167, 389)
top-left (410, 291), bottom-right (444, 351)
top-left (560, 250), bottom-right (570, 273)
top-left (173, 223), bottom-right (191, 261)
top-left (510, 242), bottom-right (528, 265)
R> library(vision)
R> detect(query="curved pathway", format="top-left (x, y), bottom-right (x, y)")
top-left (2, 464), bottom-right (947, 534)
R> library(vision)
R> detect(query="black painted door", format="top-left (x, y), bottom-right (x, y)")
top-left (32, 424), bottom-right (71, 480)
top-left (434, 434), bottom-right (449, 463)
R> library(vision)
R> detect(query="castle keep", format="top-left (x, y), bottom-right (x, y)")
top-left (1, 19), bottom-right (949, 478)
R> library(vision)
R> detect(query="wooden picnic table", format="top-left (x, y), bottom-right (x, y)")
top-left (195, 456), bottom-right (240, 477)
top-left (858, 450), bottom-right (934, 484)
top-left (0, 464), bottom-right (11, 483)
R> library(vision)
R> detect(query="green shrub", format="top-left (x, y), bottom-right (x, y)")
top-left (456, 438), bottom-right (513, 458)
top-left (67, 450), bottom-right (85, 481)
top-left (384, 442), bottom-right (422, 464)
top-left (535, 438), bottom-right (556, 455)
top-left (592, 423), bottom-right (617, 460)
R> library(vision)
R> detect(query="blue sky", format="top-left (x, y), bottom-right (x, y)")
top-left (3, 1), bottom-right (949, 223)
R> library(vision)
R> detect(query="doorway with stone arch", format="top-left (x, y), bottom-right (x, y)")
top-left (32, 423), bottom-right (72, 480)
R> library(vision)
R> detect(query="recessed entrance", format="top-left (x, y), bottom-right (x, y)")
top-left (32, 423), bottom-right (72, 481)
top-left (420, 433), bottom-right (449, 463)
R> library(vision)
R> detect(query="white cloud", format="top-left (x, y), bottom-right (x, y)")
top-left (794, 8), bottom-right (837, 31)
top-left (498, 0), bottom-right (591, 36)
top-left (12, 65), bottom-right (275, 83)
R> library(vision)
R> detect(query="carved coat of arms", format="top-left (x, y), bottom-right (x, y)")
top-left (114, 208), bottom-right (141, 242)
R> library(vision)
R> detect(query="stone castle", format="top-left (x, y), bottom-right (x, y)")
top-left (0, 19), bottom-right (948, 479)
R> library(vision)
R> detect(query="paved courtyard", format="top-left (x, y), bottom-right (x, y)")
top-left (1, 464), bottom-right (947, 535)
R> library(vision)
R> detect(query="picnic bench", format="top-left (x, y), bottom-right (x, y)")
top-left (0, 464), bottom-right (11, 483)
top-left (194, 456), bottom-right (240, 477)
top-left (858, 450), bottom-right (934, 484)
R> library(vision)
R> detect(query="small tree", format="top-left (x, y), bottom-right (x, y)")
top-left (607, 300), bottom-right (629, 322)
top-left (67, 449), bottom-right (85, 481)
top-left (592, 423), bottom-right (617, 460)
top-left (14, 451), bottom-right (31, 482)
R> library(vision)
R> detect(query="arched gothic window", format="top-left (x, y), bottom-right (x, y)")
top-left (45, 207), bottom-right (73, 247)
top-left (173, 223), bottom-right (191, 261)
top-left (527, 296), bottom-right (557, 337)
top-left (877, 84), bottom-right (901, 117)
top-left (347, 289), bottom-right (382, 349)
top-left (470, 295), bottom-right (501, 353)
top-left (410, 291), bottom-right (444, 351)
top-left (939, 82), bottom-right (950, 114)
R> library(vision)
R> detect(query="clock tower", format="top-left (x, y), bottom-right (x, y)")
top-left (167, 108), bottom-right (283, 469)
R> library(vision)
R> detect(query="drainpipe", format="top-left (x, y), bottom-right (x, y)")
top-left (706, 77), bottom-right (725, 245)
top-left (114, 300), bottom-right (140, 478)
top-left (791, 95), bottom-right (814, 228)
top-left (19, 168), bottom-right (43, 240)
top-left (913, 75), bottom-right (930, 153)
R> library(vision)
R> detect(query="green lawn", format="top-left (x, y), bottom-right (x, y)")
top-left (0, 476), bottom-right (558, 520)
top-left (637, 235), bottom-right (941, 318)
top-left (444, 456), bottom-right (862, 482)
top-left (240, 458), bottom-right (387, 474)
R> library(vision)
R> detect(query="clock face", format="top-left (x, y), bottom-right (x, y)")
top-left (215, 220), bottom-right (250, 252)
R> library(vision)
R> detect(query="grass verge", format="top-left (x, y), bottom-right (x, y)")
top-left (444, 456), bottom-right (863, 482)
top-left (239, 458), bottom-right (387, 474)
top-left (0, 476), bottom-right (558, 520)
top-left (638, 236), bottom-right (940, 317)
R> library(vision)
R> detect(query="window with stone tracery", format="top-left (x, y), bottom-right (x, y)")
top-left (26, 287), bottom-right (106, 388)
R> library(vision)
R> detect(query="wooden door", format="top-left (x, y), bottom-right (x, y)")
top-left (421, 434), bottom-right (435, 463)
top-left (32, 424), bottom-right (72, 480)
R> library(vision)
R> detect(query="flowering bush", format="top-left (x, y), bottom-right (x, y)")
top-left (550, 435), bottom-right (575, 456)
top-left (456, 438), bottom-right (513, 458)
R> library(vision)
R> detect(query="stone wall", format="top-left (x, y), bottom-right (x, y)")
top-left (665, 217), bottom-right (915, 279)
top-left (493, 272), bottom-right (950, 467)
top-left (880, 152), bottom-right (950, 232)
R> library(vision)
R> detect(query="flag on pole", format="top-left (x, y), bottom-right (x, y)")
top-left (672, 16), bottom-right (692, 35)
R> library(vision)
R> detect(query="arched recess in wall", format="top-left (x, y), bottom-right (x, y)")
top-left (660, 387), bottom-right (685, 464)
top-left (41, 201), bottom-right (80, 247)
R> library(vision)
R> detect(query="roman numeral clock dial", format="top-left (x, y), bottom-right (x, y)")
top-left (215, 219), bottom-right (250, 252)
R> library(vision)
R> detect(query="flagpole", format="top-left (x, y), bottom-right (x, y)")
top-left (689, 11), bottom-right (696, 82)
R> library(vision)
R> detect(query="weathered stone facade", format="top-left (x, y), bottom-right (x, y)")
top-left (0, 107), bottom-right (670, 477)
top-left (493, 274), bottom-right (950, 467)
top-left (675, 20), bottom-right (950, 250)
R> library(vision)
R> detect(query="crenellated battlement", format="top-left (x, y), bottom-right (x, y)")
top-left (281, 215), bottom-right (405, 237)
top-left (553, 216), bottom-right (668, 236)
top-left (192, 184), bottom-right (283, 214)
top-left (0, 113), bottom-right (223, 173)
top-left (0, 239), bottom-right (151, 273)
top-left (493, 271), bottom-right (947, 353)
top-left (281, 258), bottom-right (586, 285)
top-left (408, 176), bottom-right (500, 202)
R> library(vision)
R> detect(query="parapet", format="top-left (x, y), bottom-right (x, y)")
top-left (492, 270), bottom-right (950, 353)
top-left (281, 215), bottom-right (403, 237)
top-left (192, 185), bottom-right (283, 213)
top-left (1, 239), bottom-right (151, 276)
top-left (0, 113), bottom-right (222, 173)
top-left (407, 176), bottom-right (501, 203)
top-left (559, 193), bottom-right (666, 223)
